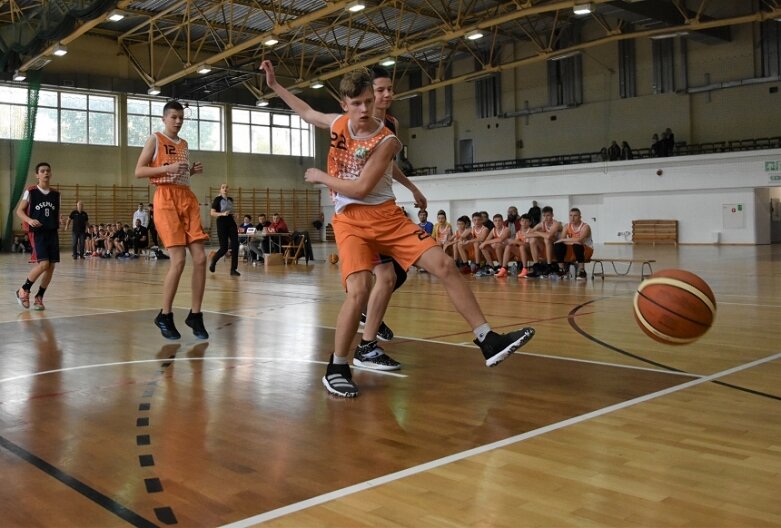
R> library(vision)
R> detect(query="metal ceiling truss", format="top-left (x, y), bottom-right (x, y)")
top-left (2, 1), bottom-right (781, 103)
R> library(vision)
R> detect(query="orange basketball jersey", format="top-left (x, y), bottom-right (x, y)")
top-left (149, 132), bottom-right (191, 186)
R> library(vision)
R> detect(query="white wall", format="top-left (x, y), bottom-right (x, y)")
top-left (770, 186), bottom-right (781, 243)
top-left (382, 149), bottom-right (781, 245)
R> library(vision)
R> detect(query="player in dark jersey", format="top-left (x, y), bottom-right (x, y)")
top-left (15, 162), bottom-right (61, 311)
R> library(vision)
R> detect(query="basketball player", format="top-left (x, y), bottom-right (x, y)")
top-left (554, 207), bottom-right (593, 280)
top-left (352, 66), bottom-right (430, 372)
top-left (15, 162), bottom-right (60, 311)
top-left (525, 205), bottom-right (562, 278)
top-left (261, 60), bottom-right (535, 397)
top-left (135, 100), bottom-right (209, 340)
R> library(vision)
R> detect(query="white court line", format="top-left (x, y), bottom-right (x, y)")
top-left (0, 357), bottom-right (407, 385)
top-left (219, 350), bottom-right (781, 528)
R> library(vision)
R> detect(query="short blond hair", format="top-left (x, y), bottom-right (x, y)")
top-left (339, 68), bottom-right (373, 99)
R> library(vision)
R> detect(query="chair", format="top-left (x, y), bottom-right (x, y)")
top-left (282, 232), bottom-right (308, 265)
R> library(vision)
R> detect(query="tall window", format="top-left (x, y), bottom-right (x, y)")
top-left (618, 40), bottom-right (637, 98)
top-left (652, 39), bottom-right (676, 94)
top-left (231, 107), bottom-right (313, 157)
top-left (0, 84), bottom-right (116, 144)
top-left (761, 20), bottom-right (781, 77)
top-left (127, 98), bottom-right (223, 151)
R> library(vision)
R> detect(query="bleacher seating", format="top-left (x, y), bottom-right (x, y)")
top-left (440, 135), bottom-right (781, 175)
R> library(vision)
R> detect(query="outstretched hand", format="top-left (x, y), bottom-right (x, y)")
top-left (259, 60), bottom-right (277, 88)
top-left (304, 168), bottom-right (328, 185)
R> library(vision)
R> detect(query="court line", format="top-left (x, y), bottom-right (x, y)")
top-left (0, 357), bottom-right (407, 385)
top-left (218, 350), bottom-right (781, 528)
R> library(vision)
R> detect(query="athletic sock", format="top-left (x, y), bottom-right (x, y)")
top-left (474, 323), bottom-right (492, 343)
top-left (333, 355), bottom-right (349, 365)
top-left (22, 279), bottom-right (34, 292)
top-left (36, 287), bottom-right (46, 299)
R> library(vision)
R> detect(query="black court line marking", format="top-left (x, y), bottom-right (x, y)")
top-left (154, 507), bottom-right (178, 525)
top-left (568, 299), bottom-right (781, 402)
top-left (0, 435), bottom-right (158, 528)
top-left (144, 478), bottom-right (163, 493)
top-left (136, 435), bottom-right (151, 446)
top-left (139, 455), bottom-right (155, 467)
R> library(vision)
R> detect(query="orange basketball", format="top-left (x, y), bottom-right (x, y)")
top-left (633, 269), bottom-right (716, 345)
top-left (328, 253), bottom-right (339, 264)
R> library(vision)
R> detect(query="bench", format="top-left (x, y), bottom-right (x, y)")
top-left (632, 219), bottom-right (677, 246)
top-left (590, 258), bottom-right (656, 280)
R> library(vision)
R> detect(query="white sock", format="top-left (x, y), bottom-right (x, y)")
top-left (474, 324), bottom-right (492, 343)
top-left (333, 355), bottom-right (349, 365)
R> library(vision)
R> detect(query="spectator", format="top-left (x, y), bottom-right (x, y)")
top-left (664, 127), bottom-right (675, 156)
top-left (444, 215), bottom-right (468, 262)
top-left (132, 202), bottom-right (149, 228)
top-left (599, 147), bottom-right (609, 161)
top-left (264, 212), bottom-right (289, 254)
top-left (496, 213), bottom-right (535, 278)
top-left (554, 207), bottom-right (593, 280)
top-left (506, 206), bottom-right (522, 234)
top-left (132, 219), bottom-right (149, 255)
top-left (525, 205), bottom-right (563, 278)
top-left (470, 211), bottom-right (491, 273)
top-left (433, 210), bottom-right (453, 249)
top-left (480, 211), bottom-right (494, 231)
top-left (477, 213), bottom-right (509, 275)
top-left (417, 209), bottom-right (433, 235)
top-left (527, 201), bottom-right (541, 227)
top-left (238, 215), bottom-right (254, 233)
top-left (65, 200), bottom-right (89, 259)
top-left (313, 212), bottom-right (325, 231)
top-left (608, 140), bottom-right (621, 161)
top-left (651, 133), bottom-right (662, 157)
top-left (453, 215), bottom-right (475, 272)
top-left (621, 141), bottom-right (633, 160)
top-left (247, 213), bottom-right (271, 263)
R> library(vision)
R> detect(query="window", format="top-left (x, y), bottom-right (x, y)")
top-left (0, 84), bottom-right (116, 144)
top-left (652, 39), bottom-right (675, 94)
top-left (618, 40), bottom-right (637, 98)
top-left (231, 107), bottom-right (313, 157)
top-left (127, 98), bottom-right (223, 151)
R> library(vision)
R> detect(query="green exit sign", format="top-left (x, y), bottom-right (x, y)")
top-left (767, 161), bottom-right (780, 171)
top-left (771, 175), bottom-right (781, 182)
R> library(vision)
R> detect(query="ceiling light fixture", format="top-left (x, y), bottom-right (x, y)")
top-left (52, 43), bottom-right (68, 57)
top-left (147, 86), bottom-right (161, 96)
top-left (549, 50), bottom-right (582, 61)
top-left (311, 80), bottom-right (324, 89)
top-left (346, 1), bottom-right (366, 13)
top-left (264, 37), bottom-right (279, 46)
top-left (13, 70), bottom-right (27, 81)
top-left (107, 10), bottom-right (125, 22)
top-left (466, 30), bottom-right (484, 41)
top-left (256, 99), bottom-right (269, 107)
top-left (650, 31), bottom-right (690, 39)
top-left (379, 57), bottom-right (396, 67)
top-left (573, 3), bottom-right (593, 16)
top-left (197, 65), bottom-right (212, 74)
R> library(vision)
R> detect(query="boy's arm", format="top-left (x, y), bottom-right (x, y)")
top-left (260, 60), bottom-right (339, 130)
top-left (391, 166), bottom-right (427, 210)
top-left (16, 197), bottom-right (40, 228)
top-left (305, 139), bottom-right (400, 199)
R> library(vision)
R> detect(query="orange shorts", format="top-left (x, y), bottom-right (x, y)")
top-left (153, 185), bottom-right (208, 248)
top-left (332, 200), bottom-right (437, 288)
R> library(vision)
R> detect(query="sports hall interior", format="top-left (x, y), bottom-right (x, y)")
top-left (1, 1), bottom-right (781, 527)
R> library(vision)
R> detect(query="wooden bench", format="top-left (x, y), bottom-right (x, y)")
top-left (632, 219), bottom-right (678, 245)
top-left (591, 258), bottom-right (656, 280)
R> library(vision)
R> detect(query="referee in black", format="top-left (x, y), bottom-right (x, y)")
top-left (209, 183), bottom-right (240, 276)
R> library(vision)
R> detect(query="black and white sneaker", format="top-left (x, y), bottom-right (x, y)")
top-left (576, 269), bottom-right (587, 281)
top-left (353, 341), bottom-right (401, 371)
top-left (475, 328), bottom-right (535, 367)
top-left (322, 358), bottom-right (359, 397)
top-left (359, 313), bottom-right (394, 341)
top-left (154, 311), bottom-right (181, 340)
top-left (185, 311), bottom-right (209, 340)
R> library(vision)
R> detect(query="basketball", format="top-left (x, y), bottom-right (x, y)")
top-left (633, 269), bottom-right (716, 345)
top-left (328, 253), bottom-right (339, 264)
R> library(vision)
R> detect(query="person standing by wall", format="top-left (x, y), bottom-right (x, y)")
top-left (65, 200), bottom-right (88, 259)
top-left (209, 183), bottom-right (240, 277)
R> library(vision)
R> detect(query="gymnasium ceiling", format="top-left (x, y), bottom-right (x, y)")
top-left (1, 0), bottom-right (781, 105)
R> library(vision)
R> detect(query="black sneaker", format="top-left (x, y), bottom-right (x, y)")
top-left (358, 314), bottom-right (394, 341)
top-left (230, 269), bottom-right (241, 276)
top-left (353, 341), bottom-right (401, 371)
top-left (209, 258), bottom-right (216, 273)
top-left (322, 358), bottom-right (359, 397)
top-left (475, 328), bottom-right (535, 367)
top-left (185, 311), bottom-right (209, 340)
top-left (576, 269), bottom-right (587, 281)
top-left (154, 311), bottom-right (181, 340)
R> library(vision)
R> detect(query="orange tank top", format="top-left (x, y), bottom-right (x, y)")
top-left (149, 132), bottom-right (191, 186)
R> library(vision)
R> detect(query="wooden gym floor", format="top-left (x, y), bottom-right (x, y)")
top-left (0, 244), bottom-right (779, 527)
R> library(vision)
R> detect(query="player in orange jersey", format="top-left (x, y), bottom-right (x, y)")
top-left (135, 100), bottom-right (209, 340)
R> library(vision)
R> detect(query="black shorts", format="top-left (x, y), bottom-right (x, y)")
top-left (28, 229), bottom-right (60, 263)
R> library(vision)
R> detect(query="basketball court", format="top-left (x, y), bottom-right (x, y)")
top-left (1, 243), bottom-right (779, 527)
